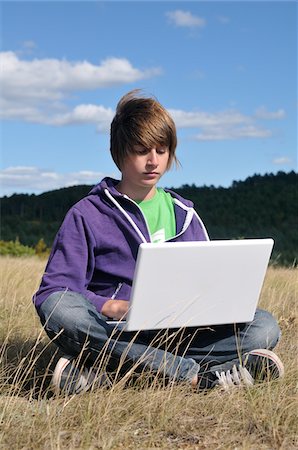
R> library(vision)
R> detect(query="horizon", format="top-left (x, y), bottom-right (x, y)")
top-left (1, 1), bottom-right (297, 196)
top-left (1, 169), bottom-right (296, 199)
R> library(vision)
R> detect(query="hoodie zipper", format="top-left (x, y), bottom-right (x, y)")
top-left (123, 195), bottom-right (153, 243)
top-left (111, 282), bottom-right (123, 299)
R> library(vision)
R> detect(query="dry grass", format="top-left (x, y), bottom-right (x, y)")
top-left (0, 256), bottom-right (297, 449)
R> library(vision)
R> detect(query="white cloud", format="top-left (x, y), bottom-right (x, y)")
top-left (170, 109), bottom-right (250, 128)
top-left (170, 108), bottom-right (272, 141)
top-left (0, 51), bottom-right (161, 123)
top-left (0, 166), bottom-right (111, 195)
top-left (273, 157), bottom-right (292, 165)
top-left (194, 125), bottom-right (272, 141)
top-left (255, 106), bottom-right (286, 120)
top-left (0, 50), bottom-right (285, 143)
top-left (43, 104), bottom-right (114, 131)
top-left (1, 101), bottom-right (282, 141)
top-left (1, 52), bottom-right (161, 98)
top-left (166, 10), bottom-right (206, 28)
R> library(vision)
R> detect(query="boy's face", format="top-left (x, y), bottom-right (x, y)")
top-left (120, 144), bottom-right (170, 192)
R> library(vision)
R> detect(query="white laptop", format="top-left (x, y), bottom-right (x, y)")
top-left (108, 239), bottom-right (274, 331)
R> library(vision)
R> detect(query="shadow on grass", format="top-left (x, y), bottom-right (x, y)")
top-left (0, 337), bottom-right (62, 399)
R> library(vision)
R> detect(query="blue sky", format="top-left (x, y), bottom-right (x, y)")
top-left (1, 1), bottom-right (297, 196)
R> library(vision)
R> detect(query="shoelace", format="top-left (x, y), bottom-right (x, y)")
top-left (215, 364), bottom-right (254, 390)
top-left (74, 368), bottom-right (112, 394)
top-left (72, 367), bottom-right (97, 394)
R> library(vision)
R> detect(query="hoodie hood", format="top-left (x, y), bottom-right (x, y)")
top-left (88, 177), bottom-right (121, 197)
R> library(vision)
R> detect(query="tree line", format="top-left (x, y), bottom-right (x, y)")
top-left (1, 171), bottom-right (297, 265)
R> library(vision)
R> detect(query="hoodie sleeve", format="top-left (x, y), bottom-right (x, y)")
top-left (36, 206), bottom-right (109, 313)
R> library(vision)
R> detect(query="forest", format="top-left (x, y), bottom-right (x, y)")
top-left (1, 171), bottom-right (297, 266)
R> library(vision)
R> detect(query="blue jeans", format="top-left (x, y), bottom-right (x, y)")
top-left (38, 291), bottom-right (281, 384)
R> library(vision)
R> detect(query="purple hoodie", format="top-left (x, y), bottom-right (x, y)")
top-left (33, 177), bottom-right (209, 313)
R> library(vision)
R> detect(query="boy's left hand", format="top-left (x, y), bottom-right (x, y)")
top-left (101, 299), bottom-right (129, 320)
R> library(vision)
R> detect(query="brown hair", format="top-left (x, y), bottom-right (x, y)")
top-left (110, 90), bottom-right (178, 170)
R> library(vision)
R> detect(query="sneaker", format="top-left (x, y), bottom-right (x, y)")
top-left (51, 355), bottom-right (111, 395)
top-left (198, 349), bottom-right (284, 391)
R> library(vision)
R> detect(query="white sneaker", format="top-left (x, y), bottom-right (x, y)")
top-left (214, 349), bottom-right (284, 390)
top-left (197, 349), bottom-right (284, 390)
top-left (51, 355), bottom-right (111, 395)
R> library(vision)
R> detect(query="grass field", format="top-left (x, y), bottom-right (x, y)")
top-left (0, 256), bottom-right (297, 449)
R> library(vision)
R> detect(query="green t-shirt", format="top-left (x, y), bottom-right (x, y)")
top-left (136, 188), bottom-right (176, 243)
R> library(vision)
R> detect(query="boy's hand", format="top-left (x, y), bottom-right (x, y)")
top-left (101, 299), bottom-right (129, 320)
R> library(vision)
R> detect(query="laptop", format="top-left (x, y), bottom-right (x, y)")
top-left (108, 238), bottom-right (274, 331)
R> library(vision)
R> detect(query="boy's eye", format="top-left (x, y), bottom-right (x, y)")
top-left (157, 147), bottom-right (168, 154)
top-left (133, 146), bottom-right (169, 155)
top-left (135, 148), bottom-right (148, 155)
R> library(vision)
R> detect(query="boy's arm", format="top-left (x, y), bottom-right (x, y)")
top-left (38, 207), bottom-right (122, 314)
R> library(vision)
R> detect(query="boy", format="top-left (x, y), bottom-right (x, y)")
top-left (33, 90), bottom-right (283, 394)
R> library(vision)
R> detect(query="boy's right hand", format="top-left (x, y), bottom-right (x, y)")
top-left (101, 299), bottom-right (129, 320)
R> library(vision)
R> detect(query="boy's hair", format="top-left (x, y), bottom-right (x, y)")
top-left (110, 90), bottom-right (178, 170)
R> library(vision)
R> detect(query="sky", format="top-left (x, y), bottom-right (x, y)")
top-left (1, 0), bottom-right (297, 197)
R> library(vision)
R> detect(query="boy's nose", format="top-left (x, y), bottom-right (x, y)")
top-left (147, 149), bottom-right (158, 165)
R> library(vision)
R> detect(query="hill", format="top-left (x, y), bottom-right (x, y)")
top-left (1, 171), bottom-right (297, 265)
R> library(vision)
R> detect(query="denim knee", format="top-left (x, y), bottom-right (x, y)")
top-left (37, 290), bottom-right (110, 354)
top-left (244, 309), bottom-right (281, 350)
top-left (39, 291), bottom-right (95, 329)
